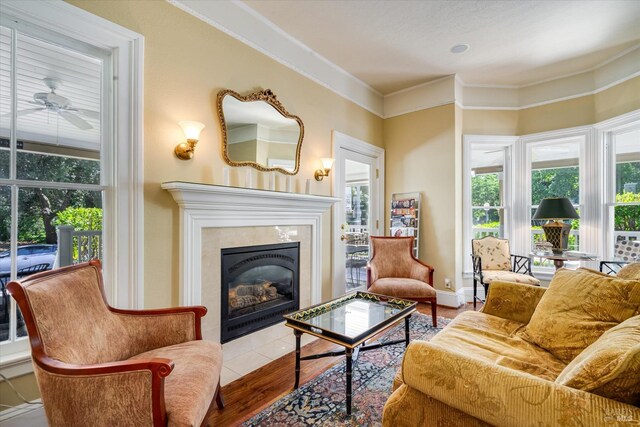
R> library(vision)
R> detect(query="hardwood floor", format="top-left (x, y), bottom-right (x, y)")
top-left (207, 302), bottom-right (481, 426)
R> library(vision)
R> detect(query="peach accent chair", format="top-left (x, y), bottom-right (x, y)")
top-left (366, 236), bottom-right (437, 326)
top-left (472, 236), bottom-right (540, 309)
top-left (7, 260), bottom-right (224, 427)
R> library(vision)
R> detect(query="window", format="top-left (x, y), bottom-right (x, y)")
top-left (471, 145), bottom-right (508, 240)
top-left (463, 136), bottom-right (515, 273)
top-left (528, 138), bottom-right (583, 270)
top-left (0, 24), bottom-right (108, 345)
top-left (466, 115), bottom-right (640, 283)
top-left (606, 126), bottom-right (640, 257)
top-left (0, 2), bottom-right (142, 372)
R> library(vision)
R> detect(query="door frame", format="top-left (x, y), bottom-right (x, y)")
top-left (331, 131), bottom-right (385, 297)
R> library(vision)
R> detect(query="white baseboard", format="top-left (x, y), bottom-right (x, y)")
top-left (436, 288), bottom-right (466, 308)
top-left (462, 286), bottom-right (486, 303)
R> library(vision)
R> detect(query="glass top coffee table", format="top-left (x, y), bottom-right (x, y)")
top-left (284, 291), bottom-right (416, 415)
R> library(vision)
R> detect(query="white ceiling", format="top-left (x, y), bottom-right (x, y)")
top-left (242, 0), bottom-right (640, 94)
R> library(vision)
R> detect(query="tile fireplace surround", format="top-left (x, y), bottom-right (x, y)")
top-left (162, 182), bottom-right (339, 384)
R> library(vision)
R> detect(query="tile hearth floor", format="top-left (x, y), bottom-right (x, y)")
top-left (0, 302), bottom-right (478, 427)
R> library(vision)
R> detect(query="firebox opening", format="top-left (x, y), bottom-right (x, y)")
top-left (221, 242), bottom-right (300, 343)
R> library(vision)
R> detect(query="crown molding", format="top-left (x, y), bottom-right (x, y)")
top-left (167, 0), bottom-right (384, 117)
top-left (167, 0), bottom-right (639, 118)
top-left (458, 46), bottom-right (640, 111)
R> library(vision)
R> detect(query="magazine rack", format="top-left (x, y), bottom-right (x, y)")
top-left (390, 192), bottom-right (421, 257)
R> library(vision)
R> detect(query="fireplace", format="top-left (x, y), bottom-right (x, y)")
top-left (220, 242), bottom-right (300, 343)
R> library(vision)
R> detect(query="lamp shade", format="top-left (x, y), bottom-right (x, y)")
top-left (179, 121), bottom-right (205, 141)
top-left (320, 157), bottom-right (335, 170)
top-left (532, 198), bottom-right (579, 220)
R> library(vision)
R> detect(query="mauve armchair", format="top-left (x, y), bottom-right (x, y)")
top-left (7, 260), bottom-right (224, 427)
top-left (366, 236), bottom-right (437, 326)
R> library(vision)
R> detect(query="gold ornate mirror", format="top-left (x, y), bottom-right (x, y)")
top-left (218, 89), bottom-right (303, 175)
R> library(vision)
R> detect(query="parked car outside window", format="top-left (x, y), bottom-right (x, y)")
top-left (0, 244), bottom-right (57, 276)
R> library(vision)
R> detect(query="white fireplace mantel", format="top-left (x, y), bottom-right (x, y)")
top-left (162, 181), bottom-right (340, 306)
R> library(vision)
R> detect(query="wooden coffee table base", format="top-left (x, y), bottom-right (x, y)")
top-left (293, 315), bottom-right (411, 416)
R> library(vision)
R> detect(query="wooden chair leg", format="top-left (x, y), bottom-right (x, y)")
top-left (214, 382), bottom-right (224, 409)
top-left (430, 298), bottom-right (437, 327)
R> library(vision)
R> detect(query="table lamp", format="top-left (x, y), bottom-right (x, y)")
top-left (532, 198), bottom-right (579, 254)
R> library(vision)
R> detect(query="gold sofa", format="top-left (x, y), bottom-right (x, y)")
top-left (383, 266), bottom-right (640, 427)
top-left (8, 261), bottom-right (224, 427)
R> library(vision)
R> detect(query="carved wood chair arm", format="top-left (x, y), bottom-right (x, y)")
top-left (35, 354), bottom-right (174, 377)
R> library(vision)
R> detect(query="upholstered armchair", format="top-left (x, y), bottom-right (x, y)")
top-left (366, 236), bottom-right (437, 326)
top-left (472, 236), bottom-right (539, 308)
top-left (7, 260), bottom-right (224, 427)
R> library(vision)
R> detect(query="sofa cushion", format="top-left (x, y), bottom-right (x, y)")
top-left (129, 340), bottom-right (222, 427)
top-left (618, 262), bottom-right (640, 280)
top-left (556, 315), bottom-right (640, 406)
top-left (369, 278), bottom-right (436, 298)
top-left (519, 268), bottom-right (640, 363)
top-left (431, 311), bottom-right (566, 380)
top-left (480, 270), bottom-right (540, 286)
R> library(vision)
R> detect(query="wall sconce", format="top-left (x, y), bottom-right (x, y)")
top-left (314, 157), bottom-right (334, 181)
top-left (175, 121), bottom-right (205, 160)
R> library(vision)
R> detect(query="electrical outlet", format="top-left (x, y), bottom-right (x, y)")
top-left (444, 278), bottom-right (451, 289)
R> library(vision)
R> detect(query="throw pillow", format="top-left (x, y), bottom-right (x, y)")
top-left (576, 267), bottom-right (610, 278)
top-left (519, 268), bottom-right (640, 363)
top-left (618, 262), bottom-right (640, 280)
top-left (556, 315), bottom-right (640, 406)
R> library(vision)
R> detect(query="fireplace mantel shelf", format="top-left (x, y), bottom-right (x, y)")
top-left (162, 181), bottom-right (339, 307)
top-left (162, 181), bottom-right (340, 212)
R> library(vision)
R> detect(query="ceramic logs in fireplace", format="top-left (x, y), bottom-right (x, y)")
top-left (220, 242), bottom-right (300, 343)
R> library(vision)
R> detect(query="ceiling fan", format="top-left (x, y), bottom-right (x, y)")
top-left (12, 77), bottom-right (99, 130)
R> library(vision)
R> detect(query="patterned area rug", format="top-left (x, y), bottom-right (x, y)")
top-left (242, 313), bottom-right (450, 426)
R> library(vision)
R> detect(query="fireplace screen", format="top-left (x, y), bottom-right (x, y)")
top-left (221, 242), bottom-right (300, 343)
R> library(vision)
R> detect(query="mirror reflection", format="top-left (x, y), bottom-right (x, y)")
top-left (218, 89), bottom-right (303, 175)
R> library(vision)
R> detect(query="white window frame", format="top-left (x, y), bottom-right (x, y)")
top-left (462, 135), bottom-right (517, 276)
top-left (521, 129), bottom-right (594, 277)
top-left (0, 0), bottom-right (143, 377)
top-left (597, 110), bottom-right (640, 259)
top-left (464, 126), bottom-right (600, 282)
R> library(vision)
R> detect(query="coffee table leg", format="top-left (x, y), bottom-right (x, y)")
top-left (294, 330), bottom-right (302, 389)
top-left (405, 315), bottom-right (411, 347)
top-left (346, 347), bottom-right (353, 416)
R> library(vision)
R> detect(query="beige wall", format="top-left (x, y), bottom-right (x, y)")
top-left (66, 0), bottom-right (383, 308)
top-left (595, 76), bottom-right (640, 123)
top-left (462, 109), bottom-right (519, 135)
top-left (517, 95), bottom-right (596, 135)
top-left (384, 104), bottom-right (458, 292)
